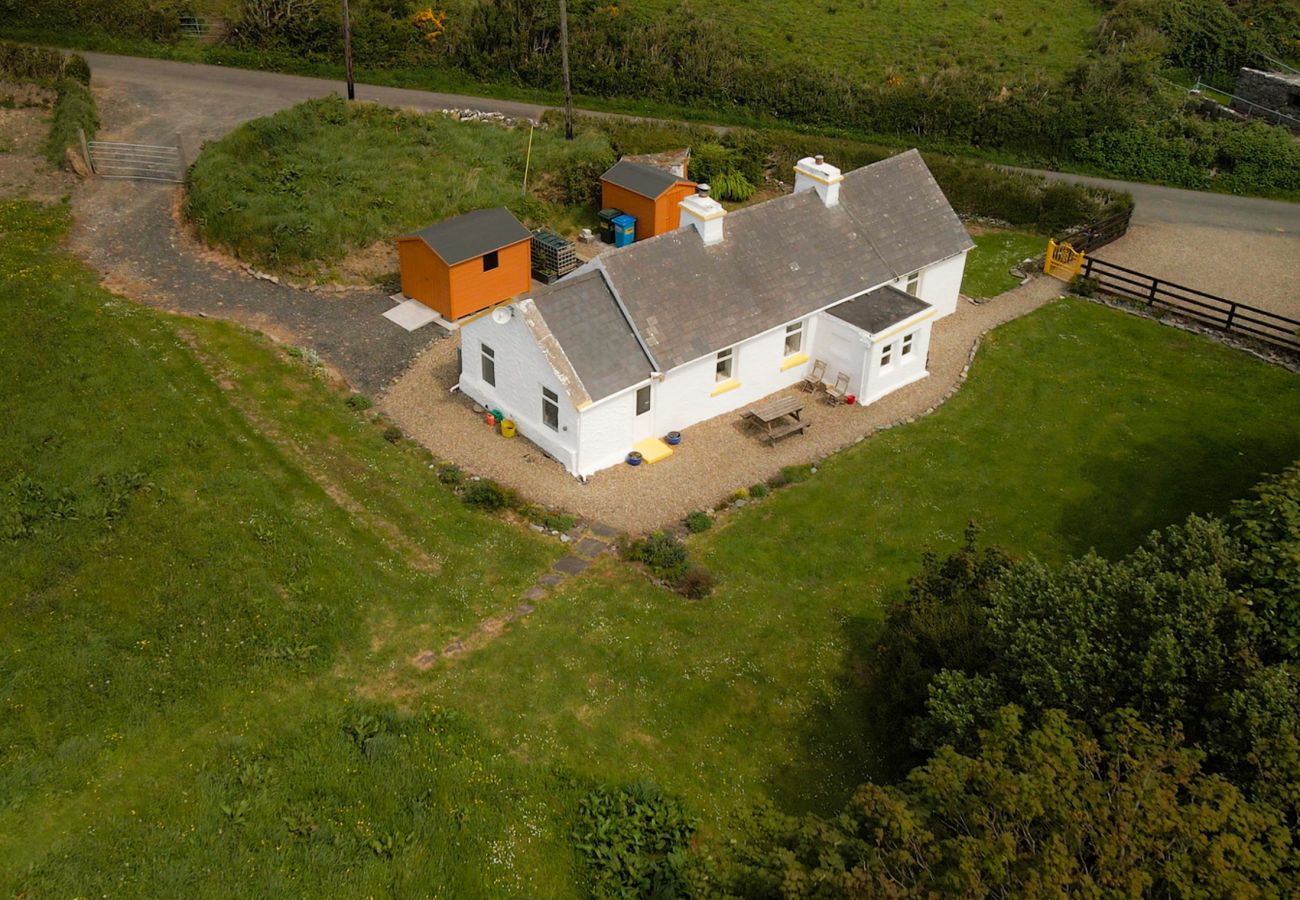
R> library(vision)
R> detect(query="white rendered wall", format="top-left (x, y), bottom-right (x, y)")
top-left (810, 313), bottom-right (871, 398)
top-left (575, 384), bottom-right (648, 477)
top-left (459, 311), bottom-right (579, 472)
top-left (892, 251), bottom-right (968, 319)
top-left (860, 317), bottom-right (933, 404)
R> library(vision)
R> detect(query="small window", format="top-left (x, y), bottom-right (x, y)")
top-left (482, 250), bottom-right (500, 272)
top-left (481, 343), bottom-right (496, 386)
top-left (542, 386), bottom-right (559, 431)
top-left (716, 347), bottom-right (734, 382)
top-left (905, 271), bottom-right (921, 297)
top-left (784, 321), bottom-right (804, 356)
top-left (901, 332), bottom-right (915, 357)
top-left (635, 384), bottom-right (651, 416)
top-left (881, 343), bottom-right (894, 368)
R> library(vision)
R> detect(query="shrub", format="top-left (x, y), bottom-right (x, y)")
top-left (674, 566), bottom-right (716, 599)
top-left (1069, 275), bottom-right (1100, 297)
top-left (462, 479), bottom-right (508, 511)
top-left (631, 531), bottom-right (689, 579)
top-left (435, 463), bottom-right (463, 485)
top-left (345, 393), bottom-right (372, 410)
top-left (542, 512), bottom-right (576, 533)
top-left (729, 488), bottom-right (750, 503)
top-left (684, 510), bottom-right (712, 533)
top-left (64, 53), bottom-right (91, 85)
top-left (780, 464), bottom-right (814, 484)
top-left (748, 483), bottom-right (768, 498)
top-left (574, 783), bottom-right (695, 898)
top-left (382, 425), bottom-right (403, 443)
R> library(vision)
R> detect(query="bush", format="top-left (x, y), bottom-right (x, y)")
top-left (44, 78), bottom-right (99, 167)
top-left (1069, 275), bottom-right (1100, 297)
top-left (462, 479), bottom-right (508, 511)
top-left (64, 53), bottom-right (91, 85)
top-left (574, 783), bottom-right (695, 898)
top-left (345, 393), bottom-right (372, 411)
top-left (684, 510), bottom-right (712, 533)
top-left (748, 483), bottom-right (768, 498)
top-left (435, 463), bottom-right (463, 485)
top-left (630, 531), bottom-right (689, 580)
top-left (674, 566), bottom-right (716, 599)
top-left (779, 464), bottom-right (813, 484)
top-left (382, 425), bottom-right (403, 444)
top-left (542, 512), bottom-right (576, 533)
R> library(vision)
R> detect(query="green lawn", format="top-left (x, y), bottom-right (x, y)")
top-left (635, 0), bottom-right (1101, 80)
top-left (184, 97), bottom-right (611, 279)
top-left (961, 229), bottom-right (1045, 298)
top-left (6, 197), bottom-right (1300, 892)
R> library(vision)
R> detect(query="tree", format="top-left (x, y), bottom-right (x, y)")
top-left (705, 708), bottom-right (1292, 898)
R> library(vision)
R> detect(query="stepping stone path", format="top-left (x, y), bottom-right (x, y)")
top-left (412, 519), bottom-right (618, 670)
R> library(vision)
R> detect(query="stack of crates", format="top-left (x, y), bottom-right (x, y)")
top-left (530, 229), bottom-right (578, 284)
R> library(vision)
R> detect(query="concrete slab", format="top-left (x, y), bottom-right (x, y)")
top-left (384, 297), bottom-right (443, 332)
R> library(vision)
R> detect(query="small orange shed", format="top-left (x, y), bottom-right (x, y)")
top-left (599, 160), bottom-right (697, 242)
top-left (396, 208), bottom-right (532, 321)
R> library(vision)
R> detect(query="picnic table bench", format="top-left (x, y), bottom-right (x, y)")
top-left (742, 395), bottom-right (809, 445)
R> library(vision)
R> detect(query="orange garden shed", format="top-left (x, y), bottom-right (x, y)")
top-left (397, 208), bottom-right (532, 321)
top-left (599, 160), bottom-right (696, 242)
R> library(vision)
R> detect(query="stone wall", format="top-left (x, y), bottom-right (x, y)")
top-left (1231, 68), bottom-right (1300, 134)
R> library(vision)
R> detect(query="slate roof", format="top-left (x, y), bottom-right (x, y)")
top-left (531, 270), bottom-right (652, 403)
top-left (600, 160), bottom-right (688, 199)
top-left (826, 285), bottom-right (931, 335)
top-left (404, 208), bottom-right (530, 266)
top-left (598, 149), bottom-right (973, 371)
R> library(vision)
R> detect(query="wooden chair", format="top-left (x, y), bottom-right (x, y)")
top-left (800, 359), bottom-right (827, 392)
top-left (825, 372), bottom-right (850, 404)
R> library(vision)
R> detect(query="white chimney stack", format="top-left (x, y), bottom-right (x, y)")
top-left (678, 184), bottom-right (726, 245)
top-left (794, 154), bottom-right (843, 207)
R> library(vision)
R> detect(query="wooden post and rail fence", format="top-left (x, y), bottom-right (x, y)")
top-left (1044, 240), bottom-right (1300, 354)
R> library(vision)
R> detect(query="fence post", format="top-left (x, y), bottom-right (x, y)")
top-left (175, 131), bottom-right (187, 180)
top-left (1226, 303), bottom-right (1237, 330)
top-left (78, 128), bottom-right (93, 175)
top-left (1044, 239), bottom-right (1056, 276)
top-left (1148, 278), bottom-right (1159, 307)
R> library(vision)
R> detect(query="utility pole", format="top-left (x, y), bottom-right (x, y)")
top-left (558, 0), bottom-right (573, 139)
top-left (342, 0), bottom-right (355, 101)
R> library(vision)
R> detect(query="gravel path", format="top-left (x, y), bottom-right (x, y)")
top-left (1094, 222), bottom-right (1300, 321)
top-left (382, 278), bottom-right (1065, 532)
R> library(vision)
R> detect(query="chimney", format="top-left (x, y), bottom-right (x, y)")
top-left (794, 154), bottom-right (843, 207)
top-left (678, 183), bottom-right (726, 245)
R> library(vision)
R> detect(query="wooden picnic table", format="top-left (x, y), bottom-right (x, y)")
top-left (743, 395), bottom-right (809, 445)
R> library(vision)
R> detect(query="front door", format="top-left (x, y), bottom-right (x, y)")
top-left (632, 383), bottom-right (655, 442)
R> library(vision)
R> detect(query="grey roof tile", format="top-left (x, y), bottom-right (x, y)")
top-left (531, 271), bottom-right (652, 403)
top-left (405, 208), bottom-right (530, 266)
top-left (826, 285), bottom-right (931, 334)
top-left (598, 149), bottom-right (973, 370)
top-left (600, 160), bottom-right (689, 199)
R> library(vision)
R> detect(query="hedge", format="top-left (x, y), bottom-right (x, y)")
top-left (44, 78), bottom-right (99, 167)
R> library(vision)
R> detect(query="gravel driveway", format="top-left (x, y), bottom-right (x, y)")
top-left (383, 278), bottom-right (1065, 532)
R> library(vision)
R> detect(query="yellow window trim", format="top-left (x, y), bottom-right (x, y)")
top-left (710, 378), bottom-right (741, 397)
top-left (780, 353), bottom-right (810, 372)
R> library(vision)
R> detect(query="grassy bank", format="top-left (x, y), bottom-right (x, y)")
top-left (961, 230), bottom-right (1045, 298)
top-left (0, 38), bottom-right (97, 167)
top-left (184, 96), bottom-right (611, 278)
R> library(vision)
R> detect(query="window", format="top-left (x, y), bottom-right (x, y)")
top-left (482, 250), bottom-right (500, 272)
top-left (901, 332), bottom-right (915, 357)
top-left (635, 384), bottom-right (651, 416)
top-left (784, 321), bottom-right (804, 356)
top-left (905, 271), bottom-right (921, 297)
top-left (715, 347), bottom-right (734, 382)
top-left (481, 343), bottom-right (496, 386)
top-left (542, 386), bottom-right (559, 431)
top-left (880, 342), bottom-right (894, 368)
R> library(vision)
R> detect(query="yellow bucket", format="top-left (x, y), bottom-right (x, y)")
top-left (500, 419), bottom-right (517, 438)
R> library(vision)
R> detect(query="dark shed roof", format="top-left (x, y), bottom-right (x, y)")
top-left (404, 208), bottom-right (531, 266)
top-left (598, 149), bottom-right (973, 370)
top-left (826, 285), bottom-right (931, 335)
top-left (532, 271), bottom-right (652, 403)
top-left (600, 160), bottom-right (688, 199)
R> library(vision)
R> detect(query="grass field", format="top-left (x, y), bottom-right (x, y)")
top-left (184, 97), bottom-right (610, 278)
top-left (961, 229), bottom-right (1045, 298)
top-left (635, 0), bottom-right (1102, 79)
top-left (6, 198), bottom-right (1300, 892)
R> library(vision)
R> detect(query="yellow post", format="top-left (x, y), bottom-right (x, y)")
top-left (1044, 239), bottom-right (1057, 275)
top-left (522, 124), bottom-right (535, 193)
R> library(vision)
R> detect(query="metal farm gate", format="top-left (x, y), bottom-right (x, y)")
top-left (81, 130), bottom-right (185, 183)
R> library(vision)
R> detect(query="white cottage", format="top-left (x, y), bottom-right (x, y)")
top-left (458, 149), bottom-right (974, 478)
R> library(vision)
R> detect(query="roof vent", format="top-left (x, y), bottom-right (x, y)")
top-left (794, 155), bottom-right (844, 208)
top-left (678, 185), bottom-right (726, 245)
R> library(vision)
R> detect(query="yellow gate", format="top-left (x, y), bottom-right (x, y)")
top-left (1044, 239), bottom-right (1085, 281)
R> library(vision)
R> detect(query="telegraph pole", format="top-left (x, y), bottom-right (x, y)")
top-left (559, 0), bottom-right (573, 139)
top-left (342, 0), bottom-right (355, 101)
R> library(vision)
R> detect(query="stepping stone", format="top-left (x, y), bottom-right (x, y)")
top-left (413, 649), bottom-right (438, 669)
top-left (442, 639), bottom-right (464, 657)
top-left (589, 522), bottom-right (620, 539)
top-left (574, 537), bottom-right (606, 559)
top-left (522, 585), bottom-right (547, 601)
top-left (553, 555), bottom-right (590, 576)
top-left (538, 572), bottom-right (565, 586)
top-left (510, 602), bottom-right (535, 621)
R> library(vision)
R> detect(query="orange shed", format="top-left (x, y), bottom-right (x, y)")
top-left (396, 208), bottom-right (532, 321)
top-left (599, 160), bottom-right (697, 242)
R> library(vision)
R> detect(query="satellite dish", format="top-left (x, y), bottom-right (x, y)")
top-left (492, 306), bottom-right (513, 325)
